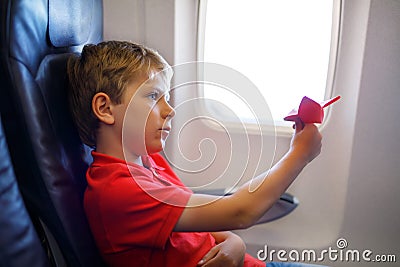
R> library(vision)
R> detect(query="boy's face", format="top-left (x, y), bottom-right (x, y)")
top-left (120, 72), bottom-right (175, 159)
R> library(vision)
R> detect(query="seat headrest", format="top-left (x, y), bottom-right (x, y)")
top-left (49, 0), bottom-right (94, 47)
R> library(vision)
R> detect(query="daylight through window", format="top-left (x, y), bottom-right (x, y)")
top-left (200, 0), bottom-right (338, 127)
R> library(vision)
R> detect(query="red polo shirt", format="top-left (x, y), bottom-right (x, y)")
top-left (85, 151), bottom-right (264, 267)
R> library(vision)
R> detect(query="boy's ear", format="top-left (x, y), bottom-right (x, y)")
top-left (92, 92), bottom-right (115, 125)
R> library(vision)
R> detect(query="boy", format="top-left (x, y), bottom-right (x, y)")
top-left (68, 41), bottom-right (323, 267)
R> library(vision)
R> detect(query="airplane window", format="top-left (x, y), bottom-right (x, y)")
top-left (198, 0), bottom-right (339, 129)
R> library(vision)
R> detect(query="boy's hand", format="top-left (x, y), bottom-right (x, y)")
top-left (290, 121), bottom-right (322, 164)
top-left (197, 232), bottom-right (245, 267)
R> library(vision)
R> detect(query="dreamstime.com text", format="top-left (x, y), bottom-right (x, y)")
top-left (257, 238), bottom-right (397, 264)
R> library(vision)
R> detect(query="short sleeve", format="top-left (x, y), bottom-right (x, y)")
top-left (85, 164), bottom-right (192, 253)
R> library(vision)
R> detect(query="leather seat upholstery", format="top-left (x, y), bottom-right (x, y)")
top-left (0, 0), bottom-right (105, 266)
top-left (0, 115), bottom-right (50, 267)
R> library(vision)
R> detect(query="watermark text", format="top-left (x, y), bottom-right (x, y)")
top-left (257, 238), bottom-right (397, 264)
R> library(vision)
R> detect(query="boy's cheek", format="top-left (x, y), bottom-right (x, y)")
top-left (122, 129), bottom-right (147, 156)
top-left (125, 102), bottom-right (153, 121)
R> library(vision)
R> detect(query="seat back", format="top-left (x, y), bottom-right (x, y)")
top-left (0, 114), bottom-right (50, 267)
top-left (0, 0), bottom-right (105, 266)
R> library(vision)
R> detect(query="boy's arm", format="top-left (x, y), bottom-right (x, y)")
top-left (197, 232), bottom-right (245, 267)
top-left (175, 123), bottom-right (322, 232)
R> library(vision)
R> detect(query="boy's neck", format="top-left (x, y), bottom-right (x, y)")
top-left (95, 123), bottom-right (144, 166)
top-left (126, 153), bottom-right (144, 166)
top-left (95, 144), bottom-right (144, 166)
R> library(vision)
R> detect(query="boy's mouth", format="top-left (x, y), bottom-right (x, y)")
top-left (159, 127), bottom-right (171, 138)
top-left (160, 126), bottom-right (171, 132)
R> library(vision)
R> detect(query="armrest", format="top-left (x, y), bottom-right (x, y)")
top-left (194, 189), bottom-right (299, 224)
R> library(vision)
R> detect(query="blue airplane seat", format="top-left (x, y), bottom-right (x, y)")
top-left (0, 0), bottom-right (105, 266)
top-left (0, 114), bottom-right (50, 267)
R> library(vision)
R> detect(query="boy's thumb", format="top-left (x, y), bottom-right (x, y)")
top-left (294, 119), bottom-right (305, 133)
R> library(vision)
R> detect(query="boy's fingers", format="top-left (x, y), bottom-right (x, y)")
top-left (293, 119), bottom-right (305, 133)
top-left (197, 245), bottom-right (220, 266)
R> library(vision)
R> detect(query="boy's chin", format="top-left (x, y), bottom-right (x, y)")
top-left (145, 144), bottom-right (164, 155)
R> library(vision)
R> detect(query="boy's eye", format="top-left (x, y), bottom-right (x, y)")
top-left (148, 91), bottom-right (170, 102)
top-left (148, 92), bottom-right (159, 100)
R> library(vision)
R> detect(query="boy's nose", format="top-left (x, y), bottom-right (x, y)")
top-left (161, 98), bottom-right (175, 119)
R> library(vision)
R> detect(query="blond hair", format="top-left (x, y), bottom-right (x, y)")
top-left (67, 41), bottom-right (171, 147)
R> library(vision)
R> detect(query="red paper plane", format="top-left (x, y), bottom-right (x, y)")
top-left (284, 95), bottom-right (341, 126)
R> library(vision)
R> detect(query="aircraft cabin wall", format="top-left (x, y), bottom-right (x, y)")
top-left (103, 0), bottom-right (400, 266)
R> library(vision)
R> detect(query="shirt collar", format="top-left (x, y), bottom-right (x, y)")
top-left (91, 151), bottom-right (165, 171)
